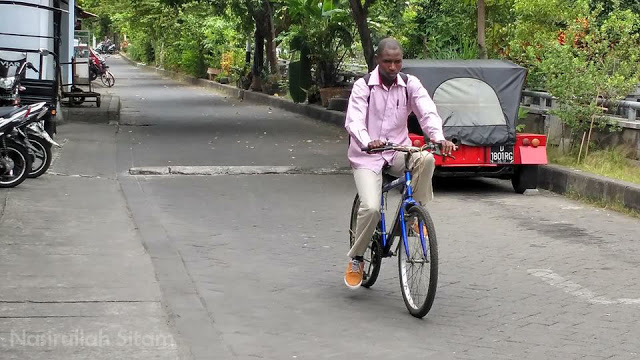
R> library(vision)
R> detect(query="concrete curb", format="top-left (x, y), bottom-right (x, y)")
top-left (539, 165), bottom-right (640, 211)
top-left (56, 95), bottom-right (120, 125)
top-left (120, 53), bottom-right (640, 213)
top-left (129, 165), bottom-right (352, 176)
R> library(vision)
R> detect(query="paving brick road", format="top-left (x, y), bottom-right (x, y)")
top-left (110, 56), bottom-right (640, 359)
top-left (1, 55), bottom-right (637, 360)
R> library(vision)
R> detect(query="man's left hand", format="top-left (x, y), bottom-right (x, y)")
top-left (438, 140), bottom-right (457, 156)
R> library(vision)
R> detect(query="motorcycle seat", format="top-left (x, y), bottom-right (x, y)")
top-left (0, 106), bottom-right (24, 119)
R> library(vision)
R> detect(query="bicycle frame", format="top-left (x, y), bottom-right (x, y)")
top-left (378, 153), bottom-right (427, 259)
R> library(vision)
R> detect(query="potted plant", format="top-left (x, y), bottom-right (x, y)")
top-left (217, 71), bottom-right (230, 84)
top-left (282, 0), bottom-right (354, 106)
top-left (305, 85), bottom-right (321, 104)
top-left (261, 73), bottom-right (282, 95)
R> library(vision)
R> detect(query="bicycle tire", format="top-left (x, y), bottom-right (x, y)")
top-left (398, 204), bottom-right (438, 318)
top-left (349, 194), bottom-right (383, 288)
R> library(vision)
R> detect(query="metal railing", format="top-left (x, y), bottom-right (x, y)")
top-left (521, 90), bottom-right (640, 122)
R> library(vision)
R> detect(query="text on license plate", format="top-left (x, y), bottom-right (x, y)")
top-left (490, 145), bottom-right (514, 164)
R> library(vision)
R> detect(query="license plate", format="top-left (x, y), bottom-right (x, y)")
top-left (490, 145), bottom-right (514, 164)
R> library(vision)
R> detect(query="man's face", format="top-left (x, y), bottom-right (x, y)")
top-left (376, 47), bottom-right (403, 81)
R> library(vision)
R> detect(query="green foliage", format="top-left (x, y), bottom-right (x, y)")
top-left (281, 0), bottom-right (355, 87)
top-left (83, 0), bottom-right (247, 78)
top-left (549, 145), bottom-right (640, 185)
top-left (384, 0), bottom-right (477, 59)
top-left (506, 0), bottom-right (592, 88)
top-left (538, 7), bottom-right (640, 146)
top-left (288, 49), bottom-right (312, 103)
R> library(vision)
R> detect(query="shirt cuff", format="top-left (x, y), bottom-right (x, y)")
top-left (358, 130), bottom-right (372, 148)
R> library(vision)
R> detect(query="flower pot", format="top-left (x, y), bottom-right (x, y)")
top-left (262, 83), bottom-right (281, 95)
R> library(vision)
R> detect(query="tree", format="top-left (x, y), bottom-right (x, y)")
top-left (539, 7), bottom-right (640, 156)
top-left (241, 0), bottom-right (279, 90)
top-left (477, 0), bottom-right (487, 58)
top-left (348, 0), bottom-right (376, 71)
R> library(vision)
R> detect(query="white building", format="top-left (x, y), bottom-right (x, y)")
top-left (0, 0), bottom-right (79, 88)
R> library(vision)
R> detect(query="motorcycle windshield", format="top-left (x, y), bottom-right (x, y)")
top-left (0, 52), bottom-right (27, 78)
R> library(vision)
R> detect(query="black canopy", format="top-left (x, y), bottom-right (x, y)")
top-left (402, 59), bottom-right (527, 146)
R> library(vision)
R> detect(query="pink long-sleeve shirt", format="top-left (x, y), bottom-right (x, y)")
top-left (344, 66), bottom-right (446, 173)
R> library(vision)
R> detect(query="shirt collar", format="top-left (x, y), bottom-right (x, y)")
top-left (368, 65), bottom-right (407, 88)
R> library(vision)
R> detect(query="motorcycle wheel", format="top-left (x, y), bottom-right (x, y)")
top-left (0, 139), bottom-right (32, 188)
top-left (27, 136), bottom-right (52, 178)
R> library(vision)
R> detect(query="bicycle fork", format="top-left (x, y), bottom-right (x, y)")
top-left (379, 173), bottom-right (429, 259)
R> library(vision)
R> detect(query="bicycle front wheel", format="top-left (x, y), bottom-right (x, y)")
top-left (398, 204), bottom-right (438, 318)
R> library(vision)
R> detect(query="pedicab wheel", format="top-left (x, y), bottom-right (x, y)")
top-left (512, 165), bottom-right (539, 194)
top-left (101, 72), bottom-right (115, 87)
top-left (398, 204), bottom-right (438, 318)
top-left (96, 96), bottom-right (101, 108)
top-left (349, 194), bottom-right (383, 288)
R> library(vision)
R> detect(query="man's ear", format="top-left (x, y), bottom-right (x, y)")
top-left (374, 54), bottom-right (379, 65)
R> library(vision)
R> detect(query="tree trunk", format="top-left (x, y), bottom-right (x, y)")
top-left (251, 30), bottom-right (264, 91)
top-left (477, 0), bottom-right (487, 59)
top-left (250, 0), bottom-right (279, 90)
top-left (349, 0), bottom-right (375, 71)
top-left (264, 0), bottom-right (278, 75)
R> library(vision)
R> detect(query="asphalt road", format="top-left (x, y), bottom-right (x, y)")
top-left (106, 56), bottom-right (640, 360)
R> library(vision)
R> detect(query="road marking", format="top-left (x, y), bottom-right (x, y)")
top-left (49, 138), bottom-right (68, 170)
top-left (129, 165), bottom-right (352, 176)
top-left (528, 269), bottom-right (640, 305)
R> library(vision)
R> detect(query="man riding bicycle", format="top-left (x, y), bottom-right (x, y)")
top-left (344, 37), bottom-right (457, 288)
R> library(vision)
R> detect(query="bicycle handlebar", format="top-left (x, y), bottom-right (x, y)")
top-left (360, 142), bottom-right (456, 159)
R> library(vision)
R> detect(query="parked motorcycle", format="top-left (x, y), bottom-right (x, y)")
top-left (89, 48), bottom-right (115, 87)
top-left (0, 106), bottom-right (32, 187)
top-left (0, 101), bottom-right (58, 182)
top-left (14, 102), bottom-right (58, 178)
top-left (95, 40), bottom-right (116, 55)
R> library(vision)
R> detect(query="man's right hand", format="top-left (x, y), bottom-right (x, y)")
top-left (367, 140), bottom-right (386, 150)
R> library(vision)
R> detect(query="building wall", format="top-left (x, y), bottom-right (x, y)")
top-left (0, 0), bottom-right (57, 80)
top-left (0, 0), bottom-right (74, 89)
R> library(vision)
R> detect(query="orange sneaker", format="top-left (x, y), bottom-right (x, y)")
top-left (411, 220), bottom-right (428, 238)
top-left (344, 259), bottom-right (364, 289)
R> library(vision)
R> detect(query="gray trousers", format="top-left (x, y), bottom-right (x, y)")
top-left (348, 151), bottom-right (435, 258)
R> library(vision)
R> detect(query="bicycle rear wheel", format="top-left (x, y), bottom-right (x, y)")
top-left (398, 204), bottom-right (438, 318)
top-left (349, 194), bottom-right (383, 288)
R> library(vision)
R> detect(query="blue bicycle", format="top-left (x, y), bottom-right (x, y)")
top-left (349, 143), bottom-right (442, 318)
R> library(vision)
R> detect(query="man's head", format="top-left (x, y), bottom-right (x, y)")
top-left (375, 37), bottom-right (403, 83)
